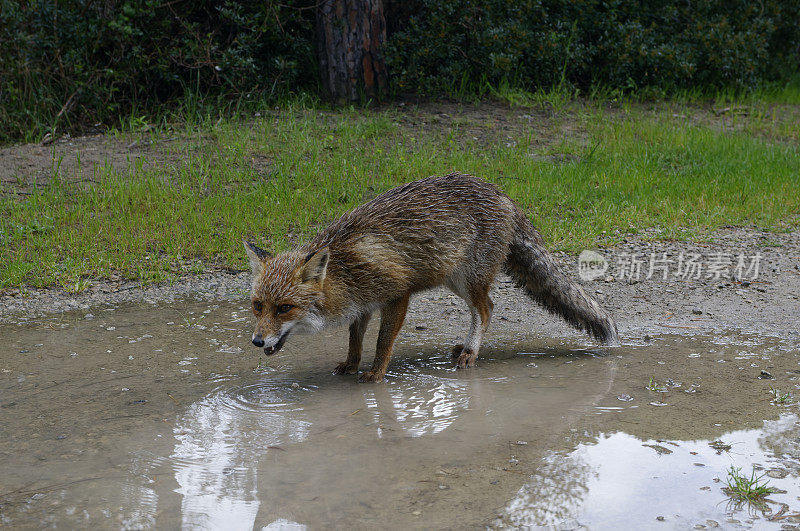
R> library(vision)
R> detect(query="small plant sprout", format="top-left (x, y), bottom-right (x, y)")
top-left (63, 278), bottom-right (90, 294)
top-left (723, 466), bottom-right (775, 508)
top-left (769, 386), bottom-right (792, 404)
top-left (646, 376), bottom-right (667, 392)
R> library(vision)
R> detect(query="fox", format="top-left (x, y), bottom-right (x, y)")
top-left (244, 172), bottom-right (618, 382)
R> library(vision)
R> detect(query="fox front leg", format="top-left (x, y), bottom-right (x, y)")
top-left (359, 295), bottom-right (410, 382)
top-left (334, 313), bottom-right (371, 375)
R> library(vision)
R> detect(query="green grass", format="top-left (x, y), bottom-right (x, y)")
top-left (1, 94), bottom-right (799, 289)
top-left (645, 376), bottom-right (667, 393)
top-left (769, 387), bottom-right (792, 405)
top-left (723, 466), bottom-right (775, 509)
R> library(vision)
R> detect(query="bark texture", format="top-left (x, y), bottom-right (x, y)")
top-left (316, 0), bottom-right (388, 103)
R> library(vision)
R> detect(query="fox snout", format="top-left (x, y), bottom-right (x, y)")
top-left (252, 330), bottom-right (290, 355)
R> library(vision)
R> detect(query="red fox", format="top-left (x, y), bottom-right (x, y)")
top-left (245, 172), bottom-right (618, 382)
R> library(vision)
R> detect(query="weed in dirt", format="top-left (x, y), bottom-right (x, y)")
top-left (723, 466), bottom-right (775, 510)
top-left (62, 278), bottom-right (90, 294)
top-left (769, 387), bottom-right (792, 404)
top-left (646, 376), bottom-right (667, 393)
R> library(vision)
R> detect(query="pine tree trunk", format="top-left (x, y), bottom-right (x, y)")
top-left (316, 0), bottom-right (388, 103)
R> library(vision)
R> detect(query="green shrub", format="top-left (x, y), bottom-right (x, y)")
top-left (1, 0), bottom-right (798, 143)
top-left (0, 0), bottom-right (316, 142)
top-left (384, 0), bottom-right (800, 95)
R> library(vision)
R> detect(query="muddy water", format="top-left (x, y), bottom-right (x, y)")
top-left (1, 301), bottom-right (799, 529)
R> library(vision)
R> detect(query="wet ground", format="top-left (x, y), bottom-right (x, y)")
top-left (2, 297), bottom-right (799, 529)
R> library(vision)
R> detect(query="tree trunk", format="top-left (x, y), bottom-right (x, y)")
top-left (316, 0), bottom-right (388, 103)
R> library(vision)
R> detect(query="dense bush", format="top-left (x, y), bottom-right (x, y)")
top-left (384, 0), bottom-right (800, 95)
top-left (0, 0), bottom-right (316, 142)
top-left (1, 0), bottom-right (798, 143)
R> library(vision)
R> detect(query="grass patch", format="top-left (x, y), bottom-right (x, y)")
top-left (645, 376), bottom-right (667, 393)
top-left (1, 96), bottom-right (799, 289)
top-left (769, 387), bottom-right (792, 405)
top-left (723, 466), bottom-right (775, 509)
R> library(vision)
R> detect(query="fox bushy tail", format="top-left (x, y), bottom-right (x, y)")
top-left (503, 211), bottom-right (619, 345)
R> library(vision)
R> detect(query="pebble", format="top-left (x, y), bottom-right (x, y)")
top-left (765, 468), bottom-right (788, 479)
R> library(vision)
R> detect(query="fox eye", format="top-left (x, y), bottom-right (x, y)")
top-left (276, 304), bottom-right (294, 315)
top-left (252, 301), bottom-right (263, 313)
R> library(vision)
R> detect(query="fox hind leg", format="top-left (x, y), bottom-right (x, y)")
top-left (335, 313), bottom-right (371, 375)
top-left (452, 283), bottom-right (494, 369)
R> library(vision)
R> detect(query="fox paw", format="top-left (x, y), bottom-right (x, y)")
top-left (333, 362), bottom-right (359, 375)
top-left (456, 347), bottom-right (477, 369)
top-left (359, 370), bottom-right (385, 383)
top-left (450, 344), bottom-right (465, 359)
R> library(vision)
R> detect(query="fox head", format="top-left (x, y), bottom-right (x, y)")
top-left (244, 240), bottom-right (329, 355)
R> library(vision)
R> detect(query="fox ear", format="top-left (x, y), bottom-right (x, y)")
top-left (299, 247), bottom-right (329, 284)
top-left (243, 240), bottom-right (271, 273)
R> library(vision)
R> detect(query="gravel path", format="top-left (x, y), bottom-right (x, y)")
top-left (2, 227), bottom-right (799, 342)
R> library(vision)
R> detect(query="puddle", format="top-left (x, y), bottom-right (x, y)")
top-left (496, 415), bottom-right (800, 529)
top-left (1, 301), bottom-right (799, 528)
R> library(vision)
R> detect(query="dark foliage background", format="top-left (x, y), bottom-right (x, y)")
top-left (2, 0), bottom-right (798, 142)
top-left (385, 0), bottom-right (800, 95)
top-left (0, 0), bottom-right (317, 141)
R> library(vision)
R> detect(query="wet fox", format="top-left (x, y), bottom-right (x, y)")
top-left (245, 172), bottom-right (618, 382)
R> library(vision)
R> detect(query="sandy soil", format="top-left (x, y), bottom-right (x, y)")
top-left (2, 226), bottom-right (798, 347)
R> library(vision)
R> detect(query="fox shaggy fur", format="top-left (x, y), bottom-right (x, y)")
top-left (245, 172), bottom-right (618, 382)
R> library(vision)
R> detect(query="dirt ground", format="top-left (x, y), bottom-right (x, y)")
top-left (1, 230), bottom-right (799, 528)
top-left (2, 225), bottom-right (799, 347)
top-left (2, 102), bottom-right (800, 528)
top-left (3, 99), bottom-right (798, 192)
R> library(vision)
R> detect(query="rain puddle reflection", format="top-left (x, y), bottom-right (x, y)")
top-left (496, 414), bottom-right (800, 529)
top-left (1, 301), bottom-right (798, 528)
